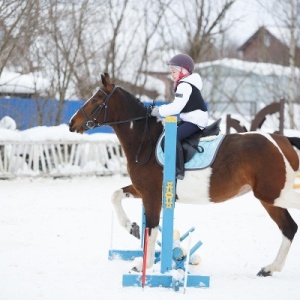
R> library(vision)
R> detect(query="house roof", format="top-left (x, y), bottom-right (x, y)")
top-left (238, 25), bottom-right (300, 51)
top-left (237, 26), bottom-right (274, 51)
top-left (267, 26), bottom-right (300, 47)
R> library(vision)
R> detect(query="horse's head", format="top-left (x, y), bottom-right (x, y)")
top-left (69, 73), bottom-right (117, 133)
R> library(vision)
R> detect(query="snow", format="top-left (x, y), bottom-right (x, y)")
top-left (0, 68), bottom-right (49, 95)
top-left (1, 118), bottom-right (300, 298)
top-left (1, 175), bottom-right (300, 299)
top-left (0, 116), bottom-right (16, 130)
top-left (0, 123), bottom-right (118, 143)
top-left (198, 58), bottom-right (300, 78)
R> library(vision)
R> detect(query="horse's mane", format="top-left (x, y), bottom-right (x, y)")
top-left (119, 87), bottom-right (149, 112)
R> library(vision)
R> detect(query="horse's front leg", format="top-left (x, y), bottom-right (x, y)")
top-left (111, 184), bottom-right (141, 239)
top-left (132, 226), bottom-right (159, 272)
top-left (132, 193), bottom-right (162, 271)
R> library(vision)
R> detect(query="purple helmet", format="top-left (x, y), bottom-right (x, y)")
top-left (167, 54), bottom-right (194, 73)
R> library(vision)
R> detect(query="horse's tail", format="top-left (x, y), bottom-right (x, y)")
top-left (286, 136), bottom-right (300, 150)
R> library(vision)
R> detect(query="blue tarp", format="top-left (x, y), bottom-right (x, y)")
top-left (0, 98), bottom-right (164, 134)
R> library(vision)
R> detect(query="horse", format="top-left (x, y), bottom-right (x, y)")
top-left (69, 73), bottom-right (300, 277)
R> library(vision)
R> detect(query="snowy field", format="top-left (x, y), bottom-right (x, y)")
top-left (1, 175), bottom-right (300, 300)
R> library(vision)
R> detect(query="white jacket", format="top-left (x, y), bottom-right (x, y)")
top-left (158, 73), bottom-right (208, 128)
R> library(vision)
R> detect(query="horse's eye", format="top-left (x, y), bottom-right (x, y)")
top-left (92, 96), bottom-right (103, 105)
top-left (92, 94), bottom-right (104, 104)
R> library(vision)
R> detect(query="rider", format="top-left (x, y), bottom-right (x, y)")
top-left (151, 53), bottom-right (208, 180)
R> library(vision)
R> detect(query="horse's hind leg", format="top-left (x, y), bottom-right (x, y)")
top-left (111, 184), bottom-right (141, 239)
top-left (257, 202), bottom-right (298, 276)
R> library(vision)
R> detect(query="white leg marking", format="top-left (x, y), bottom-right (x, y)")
top-left (134, 226), bottom-right (158, 271)
top-left (111, 189), bottom-right (132, 233)
top-left (146, 227), bottom-right (158, 268)
top-left (262, 235), bottom-right (291, 275)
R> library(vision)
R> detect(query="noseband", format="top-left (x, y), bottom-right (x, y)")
top-left (80, 85), bottom-right (118, 129)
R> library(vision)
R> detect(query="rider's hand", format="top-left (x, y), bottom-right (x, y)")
top-left (151, 106), bottom-right (160, 117)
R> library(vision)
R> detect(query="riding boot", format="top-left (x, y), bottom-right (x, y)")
top-left (176, 142), bottom-right (185, 180)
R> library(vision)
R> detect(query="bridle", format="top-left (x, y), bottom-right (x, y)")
top-left (80, 85), bottom-right (148, 129)
top-left (79, 85), bottom-right (153, 164)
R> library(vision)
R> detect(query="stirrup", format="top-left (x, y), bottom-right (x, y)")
top-left (176, 169), bottom-right (184, 180)
top-left (176, 174), bottom-right (184, 180)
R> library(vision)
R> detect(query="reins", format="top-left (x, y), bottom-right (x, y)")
top-left (135, 109), bottom-right (152, 164)
top-left (79, 85), bottom-right (153, 165)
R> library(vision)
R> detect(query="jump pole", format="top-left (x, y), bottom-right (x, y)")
top-left (122, 116), bottom-right (210, 290)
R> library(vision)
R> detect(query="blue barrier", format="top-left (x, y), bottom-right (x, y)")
top-left (0, 97), bottom-right (165, 134)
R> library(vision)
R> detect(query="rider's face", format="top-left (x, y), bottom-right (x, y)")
top-left (169, 67), bottom-right (180, 82)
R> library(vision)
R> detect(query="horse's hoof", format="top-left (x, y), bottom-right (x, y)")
top-left (130, 266), bottom-right (140, 273)
top-left (257, 268), bottom-right (272, 277)
top-left (130, 222), bottom-right (140, 239)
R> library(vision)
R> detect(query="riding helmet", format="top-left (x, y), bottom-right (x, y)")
top-left (167, 54), bottom-right (194, 74)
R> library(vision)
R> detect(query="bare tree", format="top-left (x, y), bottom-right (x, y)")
top-left (132, 0), bottom-right (172, 96)
top-left (104, 0), bottom-right (129, 79)
top-left (37, 0), bottom-right (100, 125)
top-left (165, 0), bottom-right (237, 62)
top-left (0, 0), bottom-right (39, 75)
top-left (0, 0), bottom-right (245, 128)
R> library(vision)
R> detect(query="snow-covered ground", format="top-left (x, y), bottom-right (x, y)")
top-left (1, 175), bottom-right (300, 300)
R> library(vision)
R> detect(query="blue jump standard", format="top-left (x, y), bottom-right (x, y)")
top-left (110, 116), bottom-right (210, 290)
top-left (122, 273), bottom-right (210, 288)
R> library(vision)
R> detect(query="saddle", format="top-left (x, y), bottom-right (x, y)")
top-left (182, 118), bottom-right (221, 162)
top-left (161, 118), bottom-right (221, 163)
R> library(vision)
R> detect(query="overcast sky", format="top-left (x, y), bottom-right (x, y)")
top-left (229, 0), bottom-right (275, 43)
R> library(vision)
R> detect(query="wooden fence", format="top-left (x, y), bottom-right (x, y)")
top-left (0, 140), bottom-right (127, 178)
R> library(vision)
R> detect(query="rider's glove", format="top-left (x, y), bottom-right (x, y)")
top-left (151, 106), bottom-right (160, 117)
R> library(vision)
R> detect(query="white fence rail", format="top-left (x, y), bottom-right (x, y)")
top-left (0, 140), bottom-right (127, 178)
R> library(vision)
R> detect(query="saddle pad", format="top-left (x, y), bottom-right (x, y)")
top-left (156, 133), bottom-right (225, 170)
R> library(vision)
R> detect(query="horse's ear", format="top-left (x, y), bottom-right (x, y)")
top-left (101, 73), bottom-right (111, 87)
top-left (101, 73), bottom-right (106, 86)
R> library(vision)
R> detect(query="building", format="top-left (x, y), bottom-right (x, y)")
top-left (238, 26), bottom-right (300, 67)
top-left (196, 58), bottom-right (300, 117)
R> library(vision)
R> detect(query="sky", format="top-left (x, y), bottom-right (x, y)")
top-left (229, 0), bottom-right (275, 43)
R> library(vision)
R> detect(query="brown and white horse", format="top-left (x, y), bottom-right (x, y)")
top-left (69, 73), bottom-right (300, 277)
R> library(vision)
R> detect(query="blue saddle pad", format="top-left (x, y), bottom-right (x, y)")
top-left (155, 133), bottom-right (225, 170)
